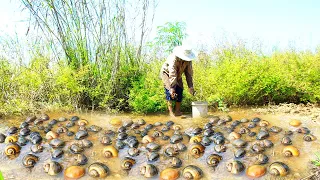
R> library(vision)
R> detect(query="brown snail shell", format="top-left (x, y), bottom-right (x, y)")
top-left (103, 145), bottom-right (118, 158)
top-left (30, 144), bottom-right (43, 154)
top-left (246, 165), bottom-right (266, 178)
top-left (206, 154), bottom-right (222, 167)
top-left (254, 154), bottom-right (269, 165)
top-left (170, 157), bottom-right (182, 168)
top-left (5, 135), bottom-right (18, 144)
top-left (214, 144), bottom-right (227, 153)
top-left (74, 154), bottom-right (88, 165)
top-left (189, 136), bottom-right (202, 143)
top-left (43, 161), bottom-right (62, 176)
top-left (46, 131), bottom-right (59, 140)
top-left (78, 119), bottom-right (88, 126)
top-left (182, 165), bottom-right (203, 180)
top-left (164, 147), bottom-right (179, 157)
top-left (281, 136), bottom-right (292, 145)
top-left (5, 143), bottom-right (21, 156)
top-left (22, 154), bottom-right (39, 168)
top-left (289, 119), bottom-right (301, 127)
top-left (304, 134), bottom-right (316, 142)
top-left (173, 124), bottom-right (183, 131)
top-left (88, 162), bottom-right (109, 178)
top-left (228, 132), bottom-right (241, 140)
top-left (190, 143), bottom-right (205, 158)
top-left (142, 135), bottom-right (155, 144)
top-left (251, 144), bottom-right (265, 154)
top-left (64, 166), bottom-right (85, 180)
top-left (226, 160), bottom-right (245, 174)
top-left (283, 145), bottom-right (299, 157)
top-left (269, 162), bottom-right (290, 176)
top-left (160, 168), bottom-right (180, 180)
top-left (140, 164), bottom-right (158, 178)
top-left (121, 157), bottom-right (136, 170)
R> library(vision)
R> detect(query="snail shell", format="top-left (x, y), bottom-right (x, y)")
top-left (100, 136), bottom-right (112, 145)
top-left (176, 142), bottom-right (187, 152)
top-left (46, 131), bottom-right (59, 140)
top-left (289, 119), bottom-right (301, 127)
top-left (5, 135), bottom-right (18, 144)
top-left (64, 166), bottom-right (85, 179)
top-left (30, 144), bottom-right (44, 154)
top-left (103, 145), bottom-right (118, 158)
top-left (170, 157), bottom-right (182, 168)
top-left (234, 149), bottom-right (246, 158)
top-left (5, 143), bottom-right (21, 156)
top-left (152, 131), bottom-right (164, 138)
top-left (173, 124), bottom-right (183, 131)
top-left (88, 162), bottom-right (109, 178)
top-left (43, 161), bottom-right (62, 176)
top-left (140, 164), bottom-right (158, 178)
top-left (214, 144), bottom-right (227, 153)
top-left (283, 145), bottom-right (299, 157)
top-left (269, 162), bottom-right (290, 176)
top-left (146, 142), bottom-right (161, 152)
top-left (78, 119), bottom-right (88, 126)
top-left (142, 135), bottom-right (155, 144)
top-left (121, 157), bottom-right (136, 170)
top-left (206, 154), bottom-right (222, 167)
top-left (128, 147), bottom-right (140, 157)
top-left (259, 120), bottom-right (269, 127)
top-left (226, 160), bottom-right (245, 174)
top-left (170, 134), bottom-right (183, 144)
top-left (251, 144), bottom-right (265, 154)
top-left (69, 144), bottom-right (84, 154)
top-left (189, 136), bottom-right (202, 143)
top-left (160, 168), bottom-right (180, 180)
top-left (22, 154), bottom-right (39, 168)
top-left (281, 136), bottom-right (292, 145)
top-left (232, 139), bottom-right (247, 148)
top-left (254, 154), bottom-right (269, 165)
top-left (147, 152), bottom-right (160, 162)
top-left (182, 165), bottom-right (203, 180)
top-left (190, 143), bottom-right (205, 158)
top-left (164, 147), bottom-right (179, 157)
top-left (74, 154), bottom-right (88, 165)
top-left (239, 127), bottom-right (250, 134)
top-left (304, 134), bottom-right (316, 142)
top-left (228, 132), bottom-right (241, 140)
top-left (246, 165), bottom-right (266, 178)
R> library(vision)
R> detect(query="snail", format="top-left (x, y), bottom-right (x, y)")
top-left (146, 142), bottom-right (161, 152)
top-left (49, 139), bottom-right (65, 148)
top-left (22, 154), bottom-right (39, 168)
top-left (5, 135), bottom-right (18, 144)
top-left (123, 120), bottom-right (133, 127)
top-left (251, 144), bottom-right (265, 154)
top-left (209, 116), bottom-right (220, 124)
top-left (78, 119), bottom-right (88, 126)
top-left (170, 134), bottom-right (183, 144)
top-left (201, 136), bottom-right (212, 146)
top-left (56, 127), bottom-right (68, 134)
top-left (234, 149), bottom-right (246, 158)
top-left (121, 157), bottom-right (136, 170)
top-left (88, 125), bottom-right (102, 132)
top-left (40, 114), bottom-right (50, 121)
top-left (5, 143), bottom-right (21, 157)
top-left (269, 162), bottom-right (290, 176)
top-left (52, 149), bottom-right (64, 159)
top-left (88, 162), bottom-right (109, 178)
top-left (246, 165), bottom-right (266, 178)
top-left (75, 130), bottom-right (88, 140)
top-left (285, 130), bottom-right (293, 136)
top-left (70, 116), bottom-right (80, 121)
top-left (140, 164), bottom-right (158, 178)
top-left (182, 165), bottom-right (203, 180)
top-left (30, 144), bottom-right (44, 154)
top-left (254, 154), bottom-right (269, 165)
top-left (66, 121), bottom-right (75, 128)
top-left (228, 132), bottom-right (241, 140)
top-left (128, 147), bottom-right (140, 157)
top-left (248, 122), bottom-right (257, 128)
top-left (281, 136), bottom-right (292, 145)
top-left (160, 168), bottom-right (180, 180)
top-left (142, 135), bottom-right (155, 144)
top-left (118, 132), bottom-right (128, 140)
top-left (147, 152), bottom-right (160, 162)
top-left (189, 136), bottom-right (202, 143)
top-left (239, 127), bottom-right (250, 134)
top-left (26, 115), bottom-right (37, 123)
top-left (79, 139), bottom-right (93, 148)
top-left (256, 130), bottom-right (269, 140)
top-left (259, 120), bottom-right (269, 127)
top-left (69, 144), bottom-right (84, 154)
top-left (64, 166), bottom-right (85, 180)
top-left (116, 140), bottom-right (125, 149)
top-left (304, 134), bottom-right (316, 142)
top-left (46, 131), bottom-right (59, 140)
top-left (118, 126), bottom-right (126, 133)
top-left (226, 160), bottom-right (245, 174)
top-left (58, 117), bottom-right (67, 122)
top-left (269, 126), bottom-right (282, 133)
top-left (100, 136), bottom-right (112, 145)
top-left (74, 154), bottom-right (88, 165)
top-left (252, 117), bottom-right (261, 122)
top-left (7, 126), bottom-right (18, 134)
top-left (17, 136), bottom-right (28, 146)
top-left (166, 120), bottom-right (174, 127)
top-left (283, 145), bottom-right (299, 157)
top-left (173, 124), bottom-right (183, 131)
top-left (176, 142), bottom-right (187, 152)
top-left (206, 154), bottom-right (222, 167)
top-left (164, 147), bottom-right (179, 157)
top-left (170, 157), bottom-right (182, 168)
top-left (103, 145), bottom-right (118, 158)
top-left (260, 139), bottom-right (274, 148)
top-left (152, 131), bottom-right (164, 138)
top-left (289, 119), bottom-right (301, 127)
top-left (232, 139), bottom-right (247, 148)
top-left (214, 144), bottom-right (227, 153)
top-left (190, 143), bottom-right (205, 158)
top-left (203, 123), bottom-right (212, 129)
top-left (137, 118), bottom-right (146, 125)
top-left (43, 161), bottom-right (62, 176)
top-left (203, 129), bottom-right (214, 137)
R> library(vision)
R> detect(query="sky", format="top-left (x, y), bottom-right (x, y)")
top-left (1, 0), bottom-right (320, 53)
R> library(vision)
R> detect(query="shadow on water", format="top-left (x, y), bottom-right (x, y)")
top-left (0, 108), bottom-right (319, 180)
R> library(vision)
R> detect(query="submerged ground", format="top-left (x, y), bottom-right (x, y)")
top-left (0, 104), bottom-right (319, 180)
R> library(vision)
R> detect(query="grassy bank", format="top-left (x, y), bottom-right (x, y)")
top-left (1, 46), bottom-right (319, 115)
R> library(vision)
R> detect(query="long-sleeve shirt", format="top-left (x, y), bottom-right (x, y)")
top-left (160, 53), bottom-right (194, 90)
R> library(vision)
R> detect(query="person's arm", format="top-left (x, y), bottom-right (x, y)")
top-left (185, 62), bottom-right (195, 95)
top-left (168, 55), bottom-right (178, 98)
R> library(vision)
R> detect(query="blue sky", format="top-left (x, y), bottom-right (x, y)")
top-left (1, 0), bottom-right (320, 53)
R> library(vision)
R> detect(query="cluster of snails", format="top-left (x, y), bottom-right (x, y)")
top-left (0, 113), bottom-right (316, 179)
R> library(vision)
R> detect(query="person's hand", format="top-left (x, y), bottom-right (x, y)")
top-left (189, 87), bottom-right (195, 96)
top-left (170, 88), bottom-right (176, 99)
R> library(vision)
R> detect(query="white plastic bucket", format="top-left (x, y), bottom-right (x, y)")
top-left (192, 101), bottom-right (208, 118)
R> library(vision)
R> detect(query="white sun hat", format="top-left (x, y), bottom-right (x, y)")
top-left (173, 46), bottom-right (196, 61)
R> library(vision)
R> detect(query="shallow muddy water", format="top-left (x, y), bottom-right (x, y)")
top-left (0, 109), bottom-right (319, 180)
